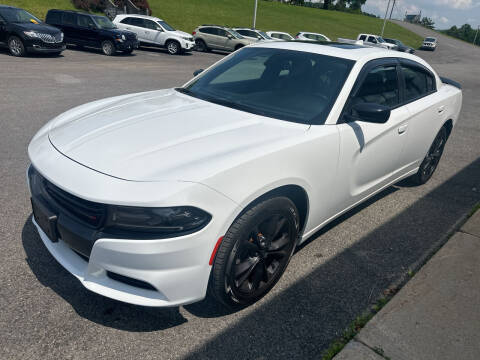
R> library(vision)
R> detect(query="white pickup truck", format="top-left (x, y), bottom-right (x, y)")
top-left (357, 34), bottom-right (397, 50)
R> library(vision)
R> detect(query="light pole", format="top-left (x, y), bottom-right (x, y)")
top-left (253, 0), bottom-right (258, 29)
top-left (381, 0), bottom-right (392, 36)
top-left (474, 25), bottom-right (479, 46)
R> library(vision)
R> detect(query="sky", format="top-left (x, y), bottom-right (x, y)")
top-left (362, 0), bottom-right (480, 29)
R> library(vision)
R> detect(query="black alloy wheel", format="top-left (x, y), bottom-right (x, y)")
top-left (209, 197), bottom-right (299, 309)
top-left (410, 126), bottom-right (447, 185)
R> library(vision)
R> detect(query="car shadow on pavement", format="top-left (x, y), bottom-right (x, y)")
top-left (182, 157), bottom-right (480, 359)
top-left (21, 217), bottom-right (187, 332)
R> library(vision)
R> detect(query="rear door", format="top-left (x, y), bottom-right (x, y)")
top-left (0, 14), bottom-right (6, 44)
top-left (399, 60), bottom-right (445, 168)
top-left (128, 17), bottom-right (148, 42)
top-left (61, 12), bottom-right (79, 44)
top-left (212, 28), bottom-right (230, 50)
top-left (335, 59), bottom-right (410, 209)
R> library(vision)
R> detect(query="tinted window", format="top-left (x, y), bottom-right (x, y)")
top-left (130, 18), bottom-right (144, 27)
top-left (217, 29), bottom-right (228, 37)
top-left (0, 7), bottom-right (41, 23)
top-left (367, 36), bottom-right (377, 43)
top-left (144, 19), bottom-right (159, 30)
top-left (271, 33), bottom-right (280, 39)
top-left (305, 34), bottom-right (316, 40)
top-left (46, 11), bottom-right (61, 24)
top-left (280, 34), bottom-right (292, 40)
top-left (120, 17), bottom-right (132, 25)
top-left (352, 65), bottom-right (399, 108)
top-left (359, 35), bottom-right (366, 41)
top-left (63, 12), bottom-right (76, 26)
top-left (182, 47), bottom-right (354, 124)
top-left (78, 14), bottom-right (95, 28)
top-left (402, 65), bottom-right (435, 101)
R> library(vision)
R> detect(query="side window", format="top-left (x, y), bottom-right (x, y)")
top-left (247, 30), bottom-right (258, 38)
top-left (62, 12), bottom-right (76, 26)
top-left (77, 15), bottom-right (94, 28)
top-left (402, 65), bottom-right (435, 101)
top-left (305, 34), bottom-right (315, 40)
top-left (144, 19), bottom-right (160, 30)
top-left (368, 36), bottom-right (377, 43)
top-left (351, 65), bottom-right (400, 108)
top-left (236, 30), bottom-right (247, 36)
top-left (46, 11), bottom-right (61, 24)
top-left (359, 35), bottom-right (366, 41)
top-left (217, 29), bottom-right (227, 37)
top-left (199, 27), bottom-right (212, 34)
top-left (130, 18), bottom-right (145, 28)
top-left (120, 17), bottom-right (132, 25)
top-left (271, 33), bottom-right (280, 39)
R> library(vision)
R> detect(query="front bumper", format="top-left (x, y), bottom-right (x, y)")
top-left (116, 40), bottom-right (139, 51)
top-left (25, 39), bottom-right (66, 53)
top-left (181, 40), bottom-right (196, 51)
top-left (27, 133), bottom-right (240, 306)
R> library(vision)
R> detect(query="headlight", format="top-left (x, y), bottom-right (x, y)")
top-left (60, 32), bottom-right (64, 41)
top-left (122, 34), bottom-right (126, 41)
top-left (182, 36), bottom-right (193, 41)
top-left (24, 30), bottom-right (40, 38)
top-left (107, 206), bottom-right (211, 236)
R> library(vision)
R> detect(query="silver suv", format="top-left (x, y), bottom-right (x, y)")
top-left (193, 25), bottom-right (256, 52)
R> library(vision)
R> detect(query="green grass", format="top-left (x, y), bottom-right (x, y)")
top-left (4, 0), bottom-right (423, 48)
top-left (2, 0), bottom-right (77, 19)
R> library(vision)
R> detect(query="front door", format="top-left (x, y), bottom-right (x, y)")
top-left (335, 60), bottom-right (410, 210)
top-left (76, 14), bottom-right (97, 46)
top-left (0, 17), bottom-right (6, 44)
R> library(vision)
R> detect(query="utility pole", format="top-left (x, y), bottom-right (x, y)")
top-left (253, 0), bottom-right (258, 29)
top-left (381, 0), bottom-right (392, 36)
top-left (474, 25), bottom-right (479, 46)
top-left (389, 0), bottom-right (396, 20)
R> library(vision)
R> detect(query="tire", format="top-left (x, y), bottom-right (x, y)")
top-left (208, 196), bottom-right (300, 309)
top-left (101, 40), bottom-right (115, 56)
top-left (8, 36), bottom-right (26, 57)
top-left (166, 40), bottom-right (181, 55)
top-left (195, 39), bottom-right (208, 52)
top-left (408, 126), bottom-right (447, 185)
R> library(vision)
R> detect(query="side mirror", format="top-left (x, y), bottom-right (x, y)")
top-left (193, 69), bottom-right (204, 76)
top-left (88, 23), bottom-right (96, 30)
top-left (257, 35), bottom-right (262, 40)
top-left (347, 103), bottom-right (390, 124)
top-left (227, 34), bottom-right (233, 39)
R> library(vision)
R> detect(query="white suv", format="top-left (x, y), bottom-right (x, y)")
top-left (295, 32), bottom-right (331, 42)
top-left (113, 14), bottom-right (195, 55)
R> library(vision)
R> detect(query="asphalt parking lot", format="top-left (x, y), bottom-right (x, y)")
top-left (1, 25), bottom-right (479, 360)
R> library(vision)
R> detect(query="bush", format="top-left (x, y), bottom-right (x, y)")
top-left (72, 0), bottom-right (151, 14)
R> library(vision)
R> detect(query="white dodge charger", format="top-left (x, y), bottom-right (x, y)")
top-left (28, 41), bottom-right (462, 309)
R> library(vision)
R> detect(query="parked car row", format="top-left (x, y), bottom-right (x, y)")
top-left (0, 4), bottom-right (432, 58)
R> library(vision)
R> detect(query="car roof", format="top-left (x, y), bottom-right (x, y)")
top-left (248, 40), bottom-right (424, 62)
top-left (234, 28), bottom-right (259, 31)
top-left (115, 14), bottom-right (163, 22)
top-left (48, 9), bottom-right (94, 15)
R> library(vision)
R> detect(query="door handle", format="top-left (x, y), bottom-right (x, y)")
top-left (398, 124), bottom-right (408, 134)
top-left (437, 105), bottom-right (445, 114)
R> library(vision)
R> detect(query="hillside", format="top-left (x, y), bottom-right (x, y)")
top-left (2, 0), bottom-right (423, 48)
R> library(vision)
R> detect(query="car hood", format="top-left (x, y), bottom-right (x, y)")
top-left (47, 89), bottom-right (309, 182)
top-left (13, 22), bottom-right (60, 34)
top-left (168, 30), bottom-right (192, 38)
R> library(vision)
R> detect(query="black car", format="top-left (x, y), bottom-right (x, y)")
top-left (0, 5), bottom-right (65, 57)
top-left (45, 10), bottom-right (138, 55)
top-left (384, 38), bottom-right (415, 54)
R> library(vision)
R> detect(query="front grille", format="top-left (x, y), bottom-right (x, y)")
top-left (29, 166), bottom-right (106, 228)
top-left (125, 32), bottom-right (137, 41)
top-left (38, 33), bottom-right (63, 44)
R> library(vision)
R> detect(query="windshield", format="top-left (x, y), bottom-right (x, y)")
top-left (0, 7), bottom-right (41, 24)
top-left (93, 15), bottom-right (116, 29)
top-left (158, 20), bottom-right (175, 31)
top-left (179, 48), bottom-right (354, 124)
top-left (258, 31), bottom-right (273, 40)
top-left (377, 37), bottom-right (386, 43)
top-left (228, 29), bottom-right (244, 39)
top-left (425, 37), bottom-right (436, 42)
